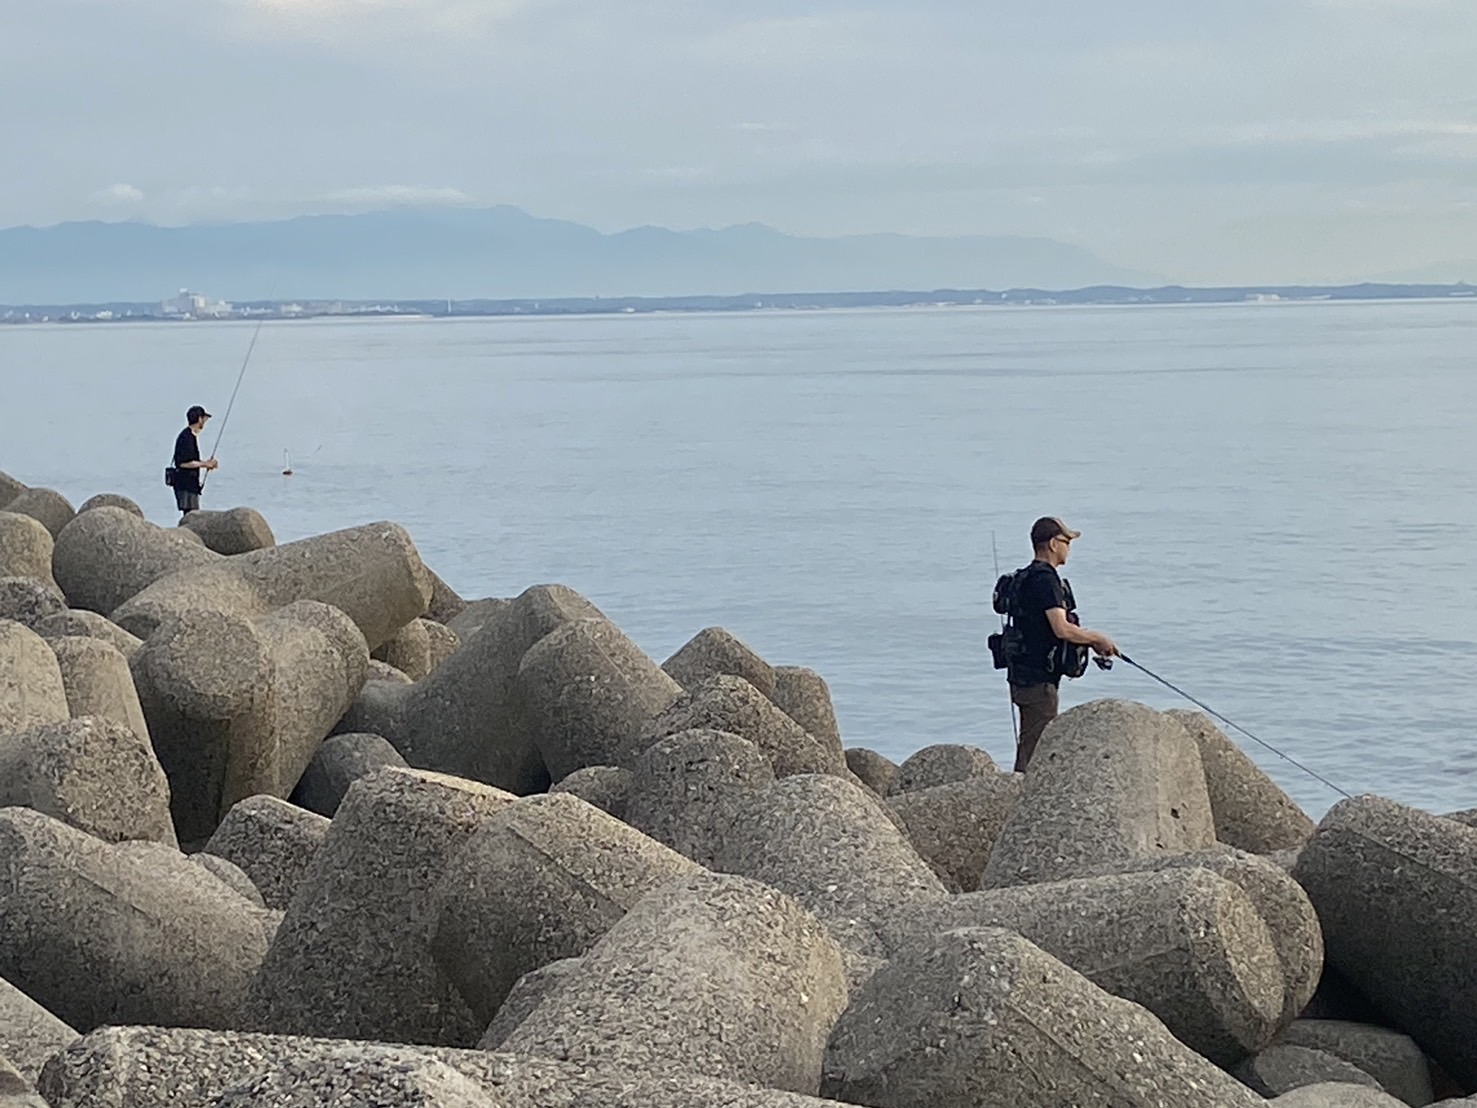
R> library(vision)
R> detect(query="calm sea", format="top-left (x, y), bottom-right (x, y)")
top-left (3, 300), bottom-right (1475, 818)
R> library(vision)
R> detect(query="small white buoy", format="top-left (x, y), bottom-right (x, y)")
top-left (282, 449), bottom-right (294, 477)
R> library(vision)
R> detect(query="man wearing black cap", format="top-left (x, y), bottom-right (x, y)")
top-left (170, 405), bottom-right (218, 518)
top-left (1004, 516), bottom-right (1118, 771)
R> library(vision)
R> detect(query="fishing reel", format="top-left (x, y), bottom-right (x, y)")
top-left (1093, 655), bottom-right (1114, 671)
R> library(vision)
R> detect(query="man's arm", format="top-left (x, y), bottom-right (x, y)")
top-left (1046, 607), bottom-right (1118, 656)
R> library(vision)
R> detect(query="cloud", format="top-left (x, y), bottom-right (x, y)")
top-left (92, 183), bottom-right (145, 206)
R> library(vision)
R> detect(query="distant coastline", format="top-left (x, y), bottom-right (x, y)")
top-left (2, 281), bottom-right (1474, 325)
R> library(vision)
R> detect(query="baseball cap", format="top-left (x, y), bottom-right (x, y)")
top-left (1031, 516), bottom-right (1081, 546)
top-left (187, 405), bottom-right (213, 422)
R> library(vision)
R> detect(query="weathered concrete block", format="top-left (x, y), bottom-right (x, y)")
top-left (367, 660), bottom-right (413, 683)
top-left (180, 507), bottom-right (276, 555)
top-left (0, 976), bottom-right (78, 1086)
top-left (424, 568), bottom-right (467, 625)
top-left (0, 717), bottom-right (176, 846)
top-left (714, 773), bottom-right (946, 959)
top-left (336, 585), bottom-right (604, 793)
top-left (445, 596), bottom-right (511, 643)
top-left (1236, 1044), bottom-right (1384, 1097)
top-left (517, 617), bottom-right (682, 782)
top-left (0, 577), bottom-right (66, 629)
top-left (642, 674), bottom-right (842, 779)
top-left (432, 792), bottom-right (702, 1025)
top-left (76, 493), bottom-right (144, 517)
top-left (0, 1054), bottom-right (48, 1108)
top-left (476, 958), bottom-right (583, 1051)
top-left (0, 808), bottom-right (268, 1032)
top-left (882, 865), bottom-right (1286, 1065)
top-left (210, 1054), bottom-right (502, 1106)
top-left (113, 521), bottom-right (430, 651)
top-left (823, 926), bottom-right (1263, 1108)
top-left (37, 1027), bottom-right (851, 1108)
top-left (886, 771), bottom-right (1022, 892)
top-left (772, 665), bottom-right (842, 752)
top-left (889, 742), bottom-right (998, 795)
top-left (1168, 709), bottom-right (1316, 853)
top-left (1271, 1084), bottom-right (1411, 1107)
top-left (289, 731), bottom-right (407, 817)
top-left (423, 619), bottom-right (459, 674)
top-left (503, 871), bottom-right (848, 1095)
top-left (48, 635), bottom-right (149, 738)
top-left (1278, 1020), bottom-right (1433, 1107)
top-left (34, 608), bottom-right (143, 659)
top-left (0, 472), bottom-right (23, 510)
top-left (624, 729), bottom-right (775, 865)
top-left (0, 512), bottom-right (55, 587)
top-left (132, 601), bottom-right (368, 842)
top-left (372, 617), bottom-right (433, 680)
top-left (1293, 796), bottom-right (1477, 1089)
top-left (549, 765), bottom-right (634, 821)
top-left (662, 626), bottom-right (777, 699)
top-left (983, 698), bottom-right (1217, 888)
top-left (3, 488), bottom-right (73, 539)
top-left (247, 768), bottom-right (514, 1045)
top-left (111, 839), bottom-right (267, 914)
top-left (203, 795), bottom-right (330, 911)
top-left (52, 507), bottom-right (218, 616)
top-left (843, 747), bottom-right (898, 796)
top-left (190, 852), bottom-right (266, 907)
top-left (0, 620), bottom-right (70, 735)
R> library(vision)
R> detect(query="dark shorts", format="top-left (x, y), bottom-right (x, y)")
top-left (174, 490), bottom-right (201, 513)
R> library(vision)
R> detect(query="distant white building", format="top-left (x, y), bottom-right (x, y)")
top-left (161, 289), bottom-right (232, 318)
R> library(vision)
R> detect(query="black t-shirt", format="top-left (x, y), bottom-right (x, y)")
top-left (173, 427), bottom-right (201, 494)
top-left (1009, 559), bottom-right (1068, 687)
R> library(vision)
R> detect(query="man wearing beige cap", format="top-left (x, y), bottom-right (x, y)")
top-left (999, 516), bottom-right (1118, 771)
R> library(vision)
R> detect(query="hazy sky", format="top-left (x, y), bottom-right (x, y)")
top-left (5, 0), bottom-right (1475, 283)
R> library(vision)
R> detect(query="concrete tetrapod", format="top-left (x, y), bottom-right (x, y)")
top-left (76, 493), bottom-right (144, 517)
top-left (113, 520), bottom-right (431, 651)
top-left (771, 666), bottom-right (843, 753)
top-left (373, 618), bottom-right (434, 680)
top-left (335, 585), bottom-right (605, 793)
top-left (0, 620), bottom-right (70, 735)
top-left (1277, 1020), bottom-right (1434, 1107)
top-left (48, 635), bottom-right (149, 740)
top-left (209, 1055), bottom-right (504, 1107)
top-left (888, 743), bottom-right (998, 795)
top-left (37, 1027), bottom-right (858, 1108)
top-left (246, 768), bottom-right (514, 1046)
top-left (843, 747), bottom-right (899, 796)
top-left (641, 674), bottom-right (842, 779)
top-left (0, 717), bottom-right (176, 846)
top-left (1234, 1044), bottom-right (1384, 1097)
top-left (0, 512), bottom-right (55, 586)
top-left (431, 792), bottom-right (702, 1025)
top-left (516, 617), bottom-right (683, 782)
top-left (52, 507), bottom-right (219, 617)
top-left (549, 766), bottom-right (634, 821)
top-left (1271, 1083), bottom-right (1411, 1108)
top-left (712, 773), bottom-right (947, 960)
top-left (1293, 795), bottom-right (1477, 1089)
top-left (983, 698), bottom-right (1217, 888)
top-left (0, 808), bottom-right (268, 1033)
top-left (33, 609), bottom-right (143, 660)
top-left (886, 771), bottom-right (1022, 892)
top-left (202, 795), bottom-right (330, 911)
top-left (179, 508), bottom-right (276, 555)
top-left (132, 601), bottom-right (368, 842)
top-left (0, 976), bottom-right (78, 1086)
top-left (1168, 709), bottom-right (1315, 853)
top-left (623, 728), bottom-right (775, 866)
top-left (0, 472), bottom-right (23, 510)
top-left (822, 927), bottom-right (1265, 1108)
top-left (476, 958), bottom-right (583, 1051)
top-left (288, 731), bottom-right (408, 816)
top-left (501, 871), bottom-right (849, 1096)
top-left (0, 577), bottom-right (66, 630)
top-left (661, 626), bottom-right (777, 699)
top-left (3, 488), bottom-right (74, 539)
top-left (879, 865), bottom-right (1286, 1065)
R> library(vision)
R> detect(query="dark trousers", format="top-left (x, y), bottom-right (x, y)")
top-left (1011, 681), bottom-right (1060, 772)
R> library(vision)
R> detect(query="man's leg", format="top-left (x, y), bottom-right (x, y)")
top-left (1010, 682), bottom-right (1060, 772)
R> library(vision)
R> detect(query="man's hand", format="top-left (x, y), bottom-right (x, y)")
top-left (1093, 634), bottom-right (1120, 657)
top-left (204, 457), bottom-right (220, 471)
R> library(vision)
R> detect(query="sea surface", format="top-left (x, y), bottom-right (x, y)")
top-left (3, 299), bottom-right (1475, 818)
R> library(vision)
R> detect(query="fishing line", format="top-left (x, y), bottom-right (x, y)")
top-left (202, 307), bottom-right (271, 488)
top-left (1117, 653), bottom-right (1352, 799)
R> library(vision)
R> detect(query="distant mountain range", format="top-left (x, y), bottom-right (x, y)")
top-left (0, 205), bottom-right (1156, 303)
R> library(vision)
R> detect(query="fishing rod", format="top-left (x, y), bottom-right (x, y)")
top-left (202, 312), bottom-right (269, 489)
top-left (991, 530), bottom-right (1019, 745)
top-left (1114, 652), bottom-right (1352, 799)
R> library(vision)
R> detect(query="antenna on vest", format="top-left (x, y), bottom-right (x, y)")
top-left (992, 531), bottom-right (1019, 747)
